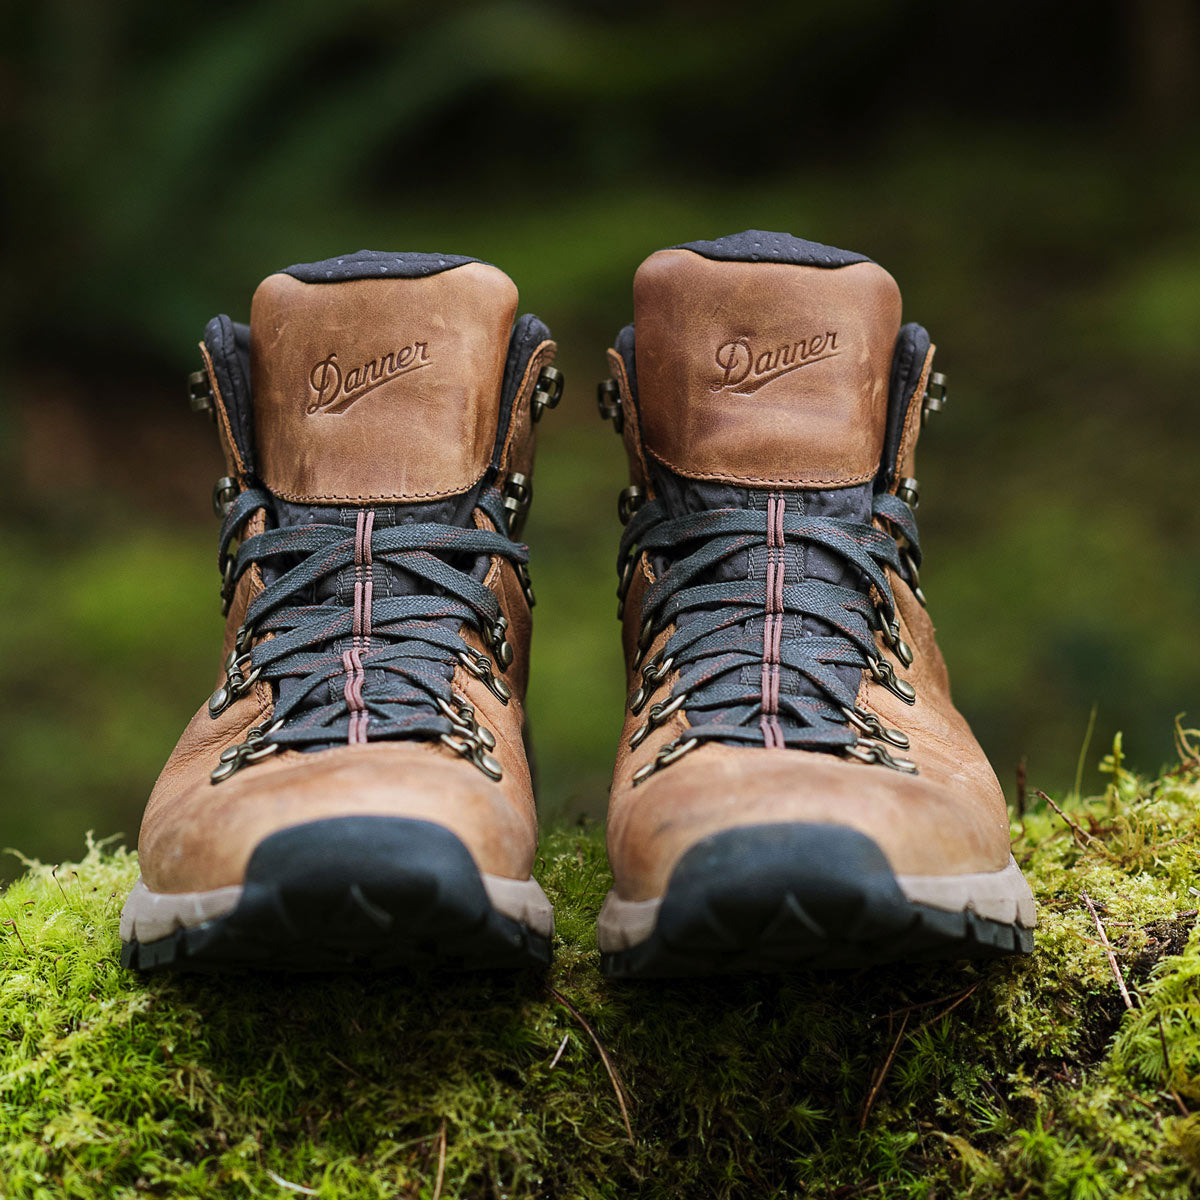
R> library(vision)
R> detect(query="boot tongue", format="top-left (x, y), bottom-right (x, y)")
top-left (250, 256), bottom-right (518, 503)
top-left (632, 237), bottom-right (902, 490)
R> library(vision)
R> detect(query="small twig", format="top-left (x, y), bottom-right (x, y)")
top-left (548, 1032), bottom-right (570, 1070)
top-left (325, 1051), bottom-right (362, 1079)
top-left (546, 985), bottom-right (633, 1142)
top-left (1037, 790), bottom-right (1096, 848)
top-left (3, 918), bottom-right (27, 952)
top-left (1156, 1012), bottom-right (1190, 1117)
top-left (1081, 892), bottom-right (1133, 1010)
top-left (911, 982), bottom-right (982, 1036)
top-left (859, 1012), bottom-right (909, 1130)
top-left (264, 1170), bottom-right (318, 1196)
top-left (432, 1119), bottom-right (447, 1200)
top-left (874, 982), bottom-right (978, 1023)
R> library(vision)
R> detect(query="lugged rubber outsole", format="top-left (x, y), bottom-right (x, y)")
top-left (120, 817), bottom-right (552, 973)
top-left (599, 824), bottom-right (1035, 978)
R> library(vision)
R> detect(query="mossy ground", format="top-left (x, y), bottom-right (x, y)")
top-left (2, 729), bottom-right (1200, 1200)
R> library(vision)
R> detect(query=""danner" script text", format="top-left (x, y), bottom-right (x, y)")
top-left (306, 342), bottom-right (431, 414)
top-left (710, 332), bottom-right (839, 395)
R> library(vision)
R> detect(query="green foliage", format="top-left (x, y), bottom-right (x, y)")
top-left (3, 732), bottom-right (1200, 1198)
top-left (0, 527), bottom-right (220, 875)
top-left (5, 2), bottom-right (1200, 870)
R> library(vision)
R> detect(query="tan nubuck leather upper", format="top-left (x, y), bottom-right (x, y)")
top-left (138, 259), bottom-right (556, 896)
top-left (604, 243), bottom-right (1013, 902)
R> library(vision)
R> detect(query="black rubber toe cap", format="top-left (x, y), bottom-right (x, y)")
top-left (123, 817), bottom-right (551, 973)
top-left (603, 823), bottom-right (1033, 977)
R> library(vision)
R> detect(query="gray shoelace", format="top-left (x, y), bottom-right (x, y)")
top-left (206, 485), bottom-right (523, 782)
top-left (619, 490), bottom-right (923, 783)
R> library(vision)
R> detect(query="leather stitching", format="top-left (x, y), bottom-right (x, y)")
top-left (645, 445), bottom-right (877, 488)
top-left (891, 344), bottom-right (936, 489)
top-left (497, 340), bottom-right (556, 472)
top-left (607, 347), bottom-right (651, 490)
top-left (265, 466), bottom-right (489, 505)
top-left (199, 340), bottom-right (248, 481)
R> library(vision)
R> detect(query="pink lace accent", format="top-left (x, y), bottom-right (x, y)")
top-left (759, 493), bottom-right (785, 748)
top-left (343, 509), bottom-right (375, 744)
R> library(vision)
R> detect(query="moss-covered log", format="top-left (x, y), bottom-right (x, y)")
top-left (2, 730), bottom-right (1199, 1199)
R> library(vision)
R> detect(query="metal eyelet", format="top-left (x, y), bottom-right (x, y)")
top-left (188, 369), bottom-right (216, 422)
top-left (438, 691), bottom-right (498, 751)
top-left (234, 623), bottom-right (255, 656)
top-left (617, 551), bottom-right (639, 619)
top-left (648, 692), bottom-right (687, 725)
top-left (456, 649), bottom-right (512, 703)
top-left (867, 654), bottom-right (917, 704)
top-left (212, 476), bottom-right (239, 519)
top-left (436, 695), bottom-right (470, 730)
top-left (842, 739), bottom-right (918, 774)
top-left (220, 552), bottom-right (237, 616)
top-left (210, 720), bottom-right (283, 784)
top-left (896, 477), bottom-right (920, 511)
top-left (618, 485), bottom-right (645, 526)
top-left (638, 617), bottom-right (654, 652)
top-left (921, 371), bottom-right (947, 426)
top-left (632, 737), bottom-right (700, 786)
top-left (645, 653), bottom-right (674, 685)
top-left (486, 615), bottom-right (514, 670)
top-left (630, 651), bottom-right (674, 713)
top-left (900, 549), bottom-right (927, 607)
top-left (630, 690), bottom-right (688, 749)
top-left (841, 704), bottom-right (910, 749)
top-left (439, 732), bottom-right (503, 781)
top-left (876, 609), bottom-right (914, 669)
top-left (597, 378), bottom-right (624, 433)
top-left (501, 472), bottom-right (532, 539)
top-left (208, 650), bottom-right (262, 718)
top-left (515, 562), bottom-right (536, 609)
top-left (531, 366), bottom-right (564, 422)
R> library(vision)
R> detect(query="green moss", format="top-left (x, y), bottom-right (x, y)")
top-left (3, 729), bottom-right (1200, 1199)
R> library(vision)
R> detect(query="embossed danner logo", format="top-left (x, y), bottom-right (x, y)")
top-left (710, 331), bottom-right (839, 395)
top-left (306, 341), bottom-right (431, 414)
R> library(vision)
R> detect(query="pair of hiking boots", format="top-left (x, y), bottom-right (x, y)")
top-left (119, 230), bottom-right (1036, 978)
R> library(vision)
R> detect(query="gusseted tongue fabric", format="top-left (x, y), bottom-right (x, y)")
top-left (632, 231), bottom-right (902, 489)
top-left (250, 255), bottom-right (519, 504)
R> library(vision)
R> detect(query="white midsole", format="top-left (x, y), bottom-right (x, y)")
top-left (596, 854), bottom-right (1036, 953)
top-left (120, 872), bottom-right (555, 945)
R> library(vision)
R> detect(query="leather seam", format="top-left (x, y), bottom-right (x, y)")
top-left (497, 340), bottom-right (556, 472)
top-left (199, 340), bottom-right (248, 482)
top-left (645, 446), bottom-right (876, 488)
top-left (890, 343), bottom-right (936, 489)
top-left (263, 468), bottom-right (489, 505)
top-left (608, 347), bottom-right (651, 491)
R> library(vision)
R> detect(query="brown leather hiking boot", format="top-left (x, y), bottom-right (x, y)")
top-left (120, 250), bottom-right (561, 971)
top-left (595, 231), bottom-right (1035, 976)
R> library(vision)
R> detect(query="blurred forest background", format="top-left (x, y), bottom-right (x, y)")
top-left (1, 0), bottom-right (1197, 877)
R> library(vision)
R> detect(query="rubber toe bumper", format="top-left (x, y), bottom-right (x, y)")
top-left (121, 817), bottom-right (553, 972)
top-left (599, 823), bottom-right (1034, 978)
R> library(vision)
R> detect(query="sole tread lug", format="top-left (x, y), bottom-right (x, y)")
top-left (122, 818), bottom-right (552, 974)
top-left (602, 824), bottom-right (1035, 979)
